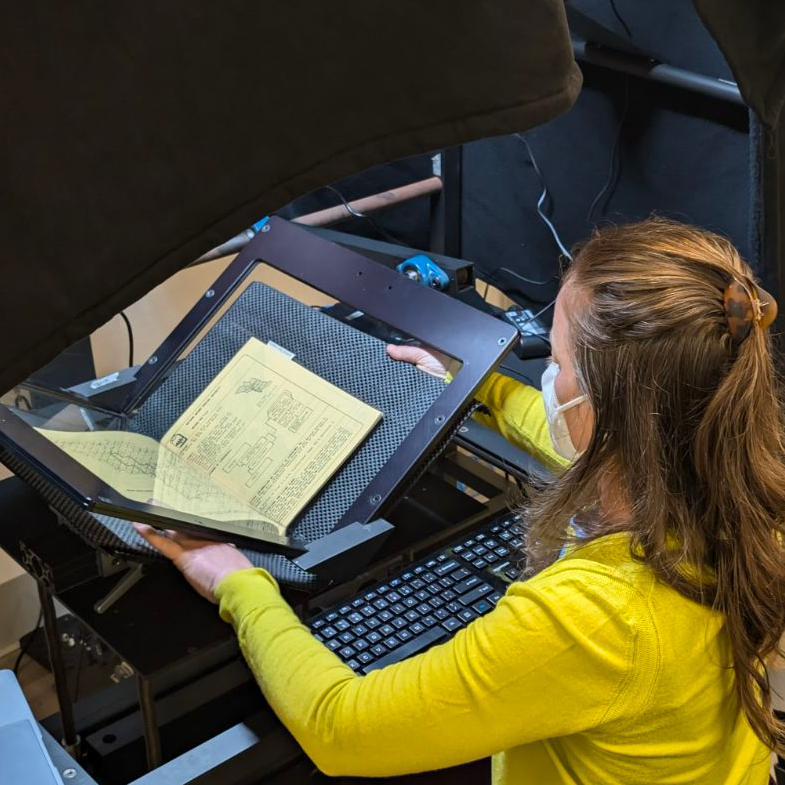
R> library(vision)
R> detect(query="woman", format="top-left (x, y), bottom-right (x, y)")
top-left (137, 218), bottom-right (785, 784)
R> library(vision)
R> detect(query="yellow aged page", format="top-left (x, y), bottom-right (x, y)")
top-left (36, 428), bottom-right (281, 539)
top-left (162, 337), bottom-right (381, 532)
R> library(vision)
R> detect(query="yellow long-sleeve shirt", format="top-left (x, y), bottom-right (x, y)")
top-left (216, 372), bottom-right (770, 784)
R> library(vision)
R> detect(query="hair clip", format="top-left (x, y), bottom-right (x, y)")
top-left (723, 278), bottom-right (778, 346)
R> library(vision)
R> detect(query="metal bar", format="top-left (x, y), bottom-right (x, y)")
top-left (573, 40), bottom-right (745, 106)
top-left (127, 714), bottom-right (303, 785)
top-left (194, 177), bottom-right (442, 265)
top-left (37, 583), bottom-right (80, 757)
top-left (137, 675), bottom-right (163, 771)
top-left (430, 148), bottom-right (463, 257)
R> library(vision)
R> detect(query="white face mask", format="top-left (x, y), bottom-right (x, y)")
top-left (541, 361), bottom-right (588, 461)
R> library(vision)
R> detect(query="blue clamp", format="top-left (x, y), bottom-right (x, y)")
top-left (251, 216), bottom-right (270, 233)
top-left (396, 254), bottom-right (449, 290)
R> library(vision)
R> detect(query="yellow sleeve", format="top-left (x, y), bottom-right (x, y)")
top-left (473, 372), bottom-right (568, 471)
top-left (216, 564), bottom-right (656, 778)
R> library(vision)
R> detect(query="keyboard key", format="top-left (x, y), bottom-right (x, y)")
top-left (387, 591), bottom-right (402, 603)
top-left (355, 624), bottom-right (368, 636)
top-left (326, 639), bottom-right (341, 651)
top-left (367, 631), bottom-right (382, 644)
top-left (379, 611), bottom-right (394, 622)
top-left (325, 611), bottom-right (339, 622)
top-left (339, 646), bottom-right (356, 659)
top-left (453, 575), bottom-right (481, 595)
top-left (415, 590), bottom-right (430, 602)
top-left (413, 566), bottom-right (425, 575)
top-left (443, 589), bottom-right (457, 601)
top-left (459, 583), bottom-right (493, 607)
top-left (377, 584), bottom-right (390, 594)
top-left (365, 617), bottom-right (381, 630)
top-left (380, 624), bottom-right (395, 636)
top-left (392, 617), bottom-right (408, 629)
top-left (348, 613), bottom-right (363, 625)
top-left (373, 598), bottom-right (390, 610)
top-left (358, 652), bottom-right (374, 665)
top-left (441, 617), bottom-right (462, 632)
top-left (363, 627), bottom-right (449, 674)
top-left (347, 659), bottom-right (361, 671)
top-left (351, 598), bottom-right (364, 608)
top-left (410, 622), bottom-right (425, 634)
top-left (339, 632), bottom-right (355, 644)
top-left (384, 636), bottom-right (400, 649)
top-left (434, 608), bottom-right (449, 620)
top-left (435, 559), bottom-right (460, 577)
top-left (475, 533), bottom-right (487, 542)
top-left (505, 567), bottom-right (520, 580)
top-left (335, 619), bottom-right (351, 631)
top-left (354, 639), bottom-right (370, 652)
top-left (438, 577), bottom-right (454, 589)
top-left (416, 603), bottom-right (432, 615)
top-left (427, 584), bottom-right (442, 596)
top-left (397, 629), bottom-right (413, 642)
top-left (422, 572), bottom-right (438, 584)
top-left (371, 644), bottom-right (388, 657)
top-left (404, 596), bottom-right (418, 608)
top-left (426, 559), bottom-right (438, 569)
top-left (390, 603), bottom-right (405, 615)
top-left (404, 610), bottom-right (420, 622)
top-left (399, 585), bottom-right (414, 597)
top-left (401, 572), bottom-right (414, 581)
top-left (495, 546), bottom-right (511, 557)
top-left (499, 531), bottom-right (513, 541)
top-left (363, 590), bottom-right (378, 601)
top-left (452, 568), bottom-right (470, 581)
top-left (429, 596), bottom-right (445, 609)
top-left (484, 539), bottom-right (499, 549)
top-left (422, 614), bottom-right (438, 627)
top-left (458, 609), bottom-right (476, 623)
top-left (472, 558), bottom-right (489, 570)
top-left (312, 619), bottom-right (326, 630)
top-left (339, 605), bottom-right (352, 615)
top-left (453, 545), bottom-right (465, 555)
top-left (313, 633), bottom-right (324, 642)
top-left (472, 546), bottom-right (488, 558)
top-left (446, 601), bottom-right (461, 614)
top-left (473, 599), bottom-right (493, 614)
top-left (411, 578), bottom-right (426, 590)
top-left (389, 578), bottom-right (402, 588)
top-left (322, 626), bottom-right (338, 639)
top-left (361, 605), bottom-right (375, 617)
top-left (489, 592), bottom-right (503, 605)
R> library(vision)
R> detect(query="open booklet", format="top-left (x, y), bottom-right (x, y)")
top-left (37, 338), bottom-right (382, 540)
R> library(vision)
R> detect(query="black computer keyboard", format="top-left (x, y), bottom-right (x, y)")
top-left (307, 513), bottom-right (524, 674)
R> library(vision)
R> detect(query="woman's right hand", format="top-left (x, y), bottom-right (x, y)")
top-left (386, 344), bottom-right (450, 379)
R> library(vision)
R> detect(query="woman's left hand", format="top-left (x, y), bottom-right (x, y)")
top-left (134, 523), bottom-right (254, 603)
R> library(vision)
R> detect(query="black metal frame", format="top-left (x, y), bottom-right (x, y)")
top-left (0, 218), bottom-right (516, 554)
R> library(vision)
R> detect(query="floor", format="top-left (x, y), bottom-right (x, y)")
top-left (0, 646), bottom-right (58, 719)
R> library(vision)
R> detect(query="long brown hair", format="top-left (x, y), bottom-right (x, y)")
top-left (525, 217), bottom-right (785, 751)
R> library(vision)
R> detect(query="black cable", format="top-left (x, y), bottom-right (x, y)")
top-left (514, 134), bottom-right (573, 260)
top-left (323, 185), bottom-right (411, 248)
top-left (587, 76), bottom-right (630, 223)
top-left (119, 311), bottom-right (134, 367)
top-left (13, 608), bottom-right (43, 676)
top-left (496, 267), bottom-right (553, 287)
top-left (609, 0), bottom-right (632, 37)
